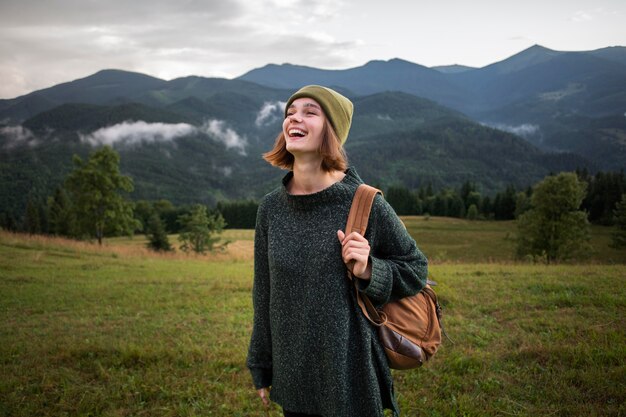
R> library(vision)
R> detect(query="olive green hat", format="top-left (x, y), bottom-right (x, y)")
top-left (284, 85), bottom-right (353, 145)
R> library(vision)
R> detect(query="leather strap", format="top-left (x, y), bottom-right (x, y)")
top-left (345, 184), bottom-right (380, 236)
top-left (345, 184), bottom-right (386, 326)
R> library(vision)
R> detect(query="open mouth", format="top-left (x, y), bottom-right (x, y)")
top-left (288, 128), bottom-right (307, 138)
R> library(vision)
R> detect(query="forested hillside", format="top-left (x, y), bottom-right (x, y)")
top-left (1, 45), bottom-right (624, 226)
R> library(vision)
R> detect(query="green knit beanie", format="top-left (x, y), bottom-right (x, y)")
top-left (285, 85), bottom-right (353, 145)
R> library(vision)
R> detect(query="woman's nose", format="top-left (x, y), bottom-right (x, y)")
top-left (288, 113), bottom-right (302, 122)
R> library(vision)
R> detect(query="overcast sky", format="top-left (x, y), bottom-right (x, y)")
top-left (0, 0), bottom-right (624, 99)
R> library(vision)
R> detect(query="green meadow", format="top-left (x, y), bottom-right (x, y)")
top-left (1, 218), bottom-right (625, 416)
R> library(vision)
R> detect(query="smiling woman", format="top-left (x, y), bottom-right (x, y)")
top-left (247, 85), bottom-right (429, 416)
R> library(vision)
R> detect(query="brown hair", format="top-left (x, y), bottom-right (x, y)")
top-left (262, 120), bottom-right (348, 172)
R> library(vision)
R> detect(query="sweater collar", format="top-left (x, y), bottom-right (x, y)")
top-left (281, 167), bottom-right (363, 210)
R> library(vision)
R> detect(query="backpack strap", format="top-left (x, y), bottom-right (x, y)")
top-left (345, 184), bottom-right (386, 326)
top-left (345, 184), bottom-right (381, 236)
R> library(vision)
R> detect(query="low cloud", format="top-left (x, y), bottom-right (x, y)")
top-left (0, 125), bottom-right (35, 141)
top-left (0, 125), bottom-right (39, 149)
top-left (255, 101), bottom-right (286, 127)
top-left (220, 166), bottom-right (233, 177)
top-left (200, 120), bottom-right (247, 155)
top-left (490, 123), bottom-right (541, 139)
top-left (79, 119), bottom-right (248, 155)
top-left (79, 120), bottom-right (196, 146)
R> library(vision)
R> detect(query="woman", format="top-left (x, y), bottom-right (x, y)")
top-left (247, 85), bottom-right (428, 417)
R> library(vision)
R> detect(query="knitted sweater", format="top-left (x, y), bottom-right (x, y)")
top-left (247, 167), bottom-right (428, 417)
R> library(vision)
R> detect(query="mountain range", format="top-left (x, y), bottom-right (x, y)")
top-left (1, 44), bottom-right (624, 220)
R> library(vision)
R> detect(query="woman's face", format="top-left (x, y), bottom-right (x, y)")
top-left (283, 97), bottom-right (327, 157)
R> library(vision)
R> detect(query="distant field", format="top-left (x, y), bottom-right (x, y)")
top-left (110, 216), bottom-right (626, 264)
top-left (405, 216), bottom-right (626, 264)
top-left (1, 226), bottom-right (624, 416)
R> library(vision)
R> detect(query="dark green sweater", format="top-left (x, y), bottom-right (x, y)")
top-left (247, 168), bottom-right (428, 417)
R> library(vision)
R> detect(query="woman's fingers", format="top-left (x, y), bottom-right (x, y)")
top-left (257, 388), bottom-right (270, 407)
top-left (337, 230), bottom-right (371, 279)
top-left (337, 230), bottom-right (367, 245)
top-left (339, 232), bottom-right (370, 259)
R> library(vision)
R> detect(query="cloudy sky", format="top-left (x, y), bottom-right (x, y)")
top-left (1, 0), bottom-right (624, 99)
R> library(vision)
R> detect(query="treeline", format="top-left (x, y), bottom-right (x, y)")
top-left (0, 147), bottom-right (226, 253)
top-left (2, 157), bottom-right (624, 238)
top-left (577, 169), bottom-right (626, 225)
top-left (384, 169), bottom-right (626, 224)
top-left (385, 182), bottom-right (521, 220)
top-left (0, 191), bottom-right (258, 236)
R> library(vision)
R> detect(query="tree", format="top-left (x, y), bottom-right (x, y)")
top-left (65, 146), bottom-right (138, 245)
top-left (217, 199), bottom-right (259, 229)
top-left (516, 172), bottom-right (591, 263)
top-left (449, 194), bottom-right (466, 218)
top-left (481, 196), bottom-right (493, 219)
top-left (24, 197), bottom-right (42, 235)
top-left (494, 185), bottom-right (517, 220)
top-left (0, 212), bottom-right (18, 231)
top-left (581, 170), bottom-right (626, 225)
top-left (460, 181), bottom-right (477, 208)
top-left (386, 186), bottom-right (418, 215)
top-left (466, 191), bottom-right (482, 212)
top-left (611, 194), bottom-right (626, 249)
top-left (178, 205), bottom-right (225, 253)
top-left (47, 187), bottom-right (76, 236)
top-left (514, 191), bottom-right (531, 219)
top-left (466, 204), bottom-right (479, 220)
top-left (133, 200), bottom-right (153, 233)
top-left (146, 213), bottom-right (173, 252)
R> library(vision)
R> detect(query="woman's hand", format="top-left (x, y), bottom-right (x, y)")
top-left (257, 387), bottom-right (270, 407)
top-left (337, 230), bottom-right (372, 280)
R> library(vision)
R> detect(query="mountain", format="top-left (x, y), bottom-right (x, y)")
top-left (587, 46), bottom-right (626, 66)
top-left (23, 102), bottom-right (192, 132)
top-left (239, 59), bottom-right (468, 109)
top-left (0, 85), bottom-right (591, 222)
top-left (0, 71), bottom-right (288, 124)
top-left (432, 65), bottom-right (476, 74)
top-left (451, 46), bottom-right (626, 115)
top-left (238, 45), bottom-right (626, 170)
top-left (239, 45), bottom-right (626, 120)
top-left (345, 92), bottom-right (590, 192)
top-left (473, 44), bottom-right (564, 75)
top-left (0, 70), bottom-right (167, 123)
top-left (2, 44), bottom-right (624, 222)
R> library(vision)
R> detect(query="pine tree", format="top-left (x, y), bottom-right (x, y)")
top-left (24, 197), bottom-right (41, 235)
top-left (178, 205), bottom-right (225, 254)
top-left (610, 194), bottom-right (626, 249)
top-left (146, 213), bottom-right (172, 252)
top-left (386, 186), bottom-right (418, 215)
top-left (466, 204), bottom-right (479, 220)
top-left (47, 187), bottom-right (76, 236)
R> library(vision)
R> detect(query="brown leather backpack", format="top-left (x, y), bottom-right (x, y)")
top-left (345, 184), bottom-right (444, 369)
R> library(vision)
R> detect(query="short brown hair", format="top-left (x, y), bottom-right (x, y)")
top-left (263, 120), bottom-right (348, 172)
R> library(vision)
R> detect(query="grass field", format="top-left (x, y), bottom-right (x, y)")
top-left (1, 219), bottom-right (625, 416)
top-left (402, 216), bottom-right (626, 264)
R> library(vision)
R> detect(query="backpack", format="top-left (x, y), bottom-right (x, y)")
top-left (345, 184), bottom-right (444, 369)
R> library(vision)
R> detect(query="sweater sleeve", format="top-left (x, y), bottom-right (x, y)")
top-left (357, 194), bottom-right (428, 306)
top-left (246, 198), bottom-right (273, 389)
